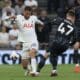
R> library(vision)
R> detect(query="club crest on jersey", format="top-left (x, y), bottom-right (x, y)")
top-left (23, 23), bottom-right (33, 28)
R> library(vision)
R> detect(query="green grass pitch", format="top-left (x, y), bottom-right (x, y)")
top-left (0, 64), bottom-right (80, 80)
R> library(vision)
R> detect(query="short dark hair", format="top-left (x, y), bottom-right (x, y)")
top-left (24, 6), bottom-right (32, 11)
top-left (66, 10), bottom-right (75, 17)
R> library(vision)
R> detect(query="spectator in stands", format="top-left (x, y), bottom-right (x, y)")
top-left (2, 0), bottom-right (15, 19)
top-left (47, 0), bottom-right (59, 13)
top-left (36, 9), bottom-right (51, 49)
top-left (15, 0), bottom-right (25, 15)
top-left (0, 25), bottom-right (9, 48)
top-left (11, 0), bottom-right (17, 8)
top-left (47, 0), bottom-right (65, 18)
top-left (24, 0), bottom-right (38, 10)
top-left (9, 24), bottom-right (20, 49)
top-left (15, 43), bottom-right (22, 50)
top-left (57, 0), bottom-right (65, 18)
top-left (2, 0), bottom-right (15, 29)
top-left (67, 0), bottom-right (75, 8)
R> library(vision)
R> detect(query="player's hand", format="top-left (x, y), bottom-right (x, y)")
top-left (41, 23), bottom-right (45, 27)
top-left (10, 16), bottom-right (16, 19)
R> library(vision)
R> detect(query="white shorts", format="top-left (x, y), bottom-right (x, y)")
top-left (21, 42), bottom-right (39, 60)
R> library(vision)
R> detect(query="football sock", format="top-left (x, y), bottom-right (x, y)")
top-left (27, 63), bottom-right (31, 71)
top-left (31, 58), bottom-right (37, 73)
top-left (73, 50), bottom-right (79, 64)
top-left (37, 55), bottom-right (46, 72)
top-left (50, 54), bottom-right (58, 70)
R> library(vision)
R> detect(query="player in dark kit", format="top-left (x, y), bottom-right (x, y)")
top-left (72, 1), bottom-right (80, 72)
top-left (36, 11), bottom-right (77, 76)
top-left (48, 11), bottom-right (77, 77)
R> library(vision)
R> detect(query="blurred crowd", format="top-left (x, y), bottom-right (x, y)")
top-left (0, 0), bottom-right (80, 50)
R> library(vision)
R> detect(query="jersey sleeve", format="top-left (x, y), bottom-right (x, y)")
top-left (32, 15), bottom-right (44, 25)
top-left (14, 15), bottom-right (22, 28)
top-left (15, 15), bottom-right (21, 21)
top-left (50, 17), bottom-right (63, 25)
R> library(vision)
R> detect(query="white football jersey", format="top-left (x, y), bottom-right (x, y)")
top-left (15, 15), bottom-right (43, 43)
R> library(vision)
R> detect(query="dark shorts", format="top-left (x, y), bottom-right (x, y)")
top-left (49, 40), bottom-right (69, 55)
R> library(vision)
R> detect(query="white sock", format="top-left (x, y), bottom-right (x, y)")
top-left (31, 58), bottom-right (37, 73)
top-left (27, 64), bottom-right (31, 71)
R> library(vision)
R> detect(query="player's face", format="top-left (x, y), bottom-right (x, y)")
top-left (67, 16), bottom-right (75, 24)
top-left (23, 10), bottom-right (31, 19)
top-left (70, 16), bottom-right (75, 24)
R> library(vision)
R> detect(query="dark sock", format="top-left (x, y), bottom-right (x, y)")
top-left (73, 50), bottom-right (79, 64)
top-left (37, 55), bottom-right (46, 72)
top-left (50, 54), bottom-right (58, 70)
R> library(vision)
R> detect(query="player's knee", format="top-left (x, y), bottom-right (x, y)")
top-left (22, 63), bottom-right (28, 70)
top-left (73, 42), bottom-right (80, 50)
top-left (21, 60), bottom-right (28, 69)
top-left (29, 49), bottom-right (37, 58)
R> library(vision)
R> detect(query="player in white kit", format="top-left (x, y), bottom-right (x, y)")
top-left (6, 6), bottom-right (44, 76)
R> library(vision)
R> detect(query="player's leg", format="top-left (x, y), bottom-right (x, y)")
top-left (37, 55), bottom-right (46, 72)
top-left (21, 52), bottom-right (31, 76)
top-left (73, 42), bottom-right (80, 72)
top-left (50, 53), bottom-right (58, 76)
top-left (49, 42), bottom-right (59, 77)
top-left (37, 53), bottom-right (49, 74)
top-left (49, 42), bottom-right (68, 77)
top-left (29, 42), bottom-right (39, 76)
top-left (21, 59), bottom-right (30, 75)
top-left (21, 43), bottom-right (31, 76)
top-left (73, 42), bottom-right (79, 64)
top-left (29, 49), bottom-right (37, 74)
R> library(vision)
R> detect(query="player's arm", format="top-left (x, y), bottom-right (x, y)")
top-left (36, 19), bottom-right (44, 25)
top-left (34, 16), bottom-right (44, 26)
top-left (3, 15), bottom-right (16, 24)
top-left (3, 15), bottom-right (16, 21)
top-left (3, 15), bottom-right (20, 28)
top-left (49, 17), bottom-right (63, 25)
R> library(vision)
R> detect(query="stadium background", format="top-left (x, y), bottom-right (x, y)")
top-left (0, 0), bottom-right (80, 65)
top-left (0, 1), bottom-right (80, 80)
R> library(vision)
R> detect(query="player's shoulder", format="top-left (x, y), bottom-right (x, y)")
top-left (64, 19), bottom-right (73, 25)
top-left (30, 15), bottom-right (37, 19)
top-left (9, 29), bottom-right (14, 33)
top-left (16, 14), bottom-right (23, 18)
top-left (51, 16), bottom-right (63, 25)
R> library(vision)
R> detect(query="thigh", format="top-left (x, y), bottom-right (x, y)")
top-left (50, 41), bottom-right (60, 55)
top-left (21, 43), bottom-right (30, 60)
top-left (30, 42), bottom-right (39, 52)
top-left (50, 41), bottom-right (68, 55)
top-left (21, 59), bottom-right (29, 66)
